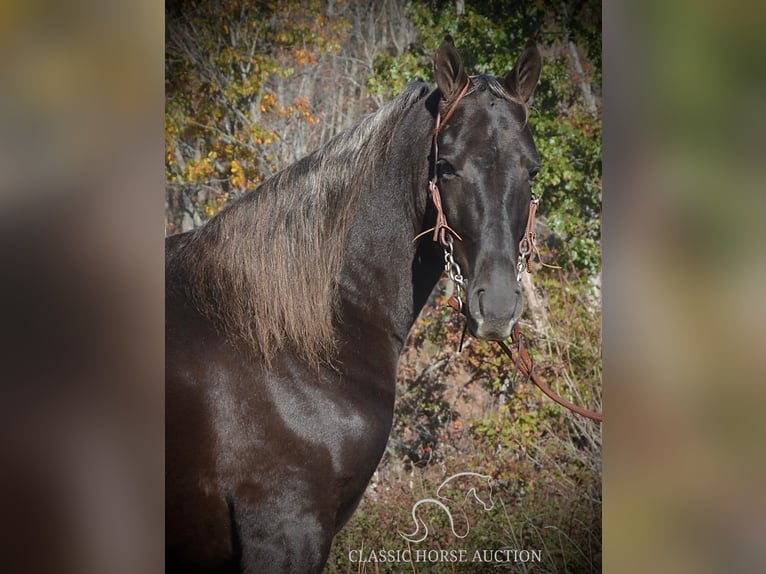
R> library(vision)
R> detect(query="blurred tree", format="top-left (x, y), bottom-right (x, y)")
top-left (165, 0), bottom-right (349, 232)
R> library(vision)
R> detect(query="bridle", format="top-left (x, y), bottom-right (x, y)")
top-left (415, 79), bottom-right (603, 423)
top-left (415, 79), bottom-right (541, 306)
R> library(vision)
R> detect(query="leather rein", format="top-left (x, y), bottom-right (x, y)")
top-left (417, 79), bottom-right (603, 423)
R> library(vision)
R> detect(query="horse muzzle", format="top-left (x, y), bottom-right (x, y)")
top-left (466, 281), bottom-right (523, 341)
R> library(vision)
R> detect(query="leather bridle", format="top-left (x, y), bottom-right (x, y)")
top-left (416, 79), bottom-right (541, 285)
top-left (415, 79), bottom-right (603, 423)
top-left (413, 78), bottom-right (471, 249)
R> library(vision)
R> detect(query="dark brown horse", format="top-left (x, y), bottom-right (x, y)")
top-left (166, 36), bottom-right (541, 573)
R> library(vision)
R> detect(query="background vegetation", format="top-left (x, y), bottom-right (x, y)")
top-left (166, 1), bottom-right (601, 572)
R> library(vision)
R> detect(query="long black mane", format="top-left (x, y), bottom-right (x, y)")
top-left (166, 82), bottom-right (431, 366)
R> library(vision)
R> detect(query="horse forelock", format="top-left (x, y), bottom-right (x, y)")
top-left (173, 81), bottom-right (431, 367)
top-left (462, 74), bottom-right (530, 124)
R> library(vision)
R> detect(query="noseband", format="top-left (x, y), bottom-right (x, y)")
top-left (414, 80), bottom-right (603, 423)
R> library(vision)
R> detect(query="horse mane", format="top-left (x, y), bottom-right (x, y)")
top-left (169, 81), bottom-right (431, 367)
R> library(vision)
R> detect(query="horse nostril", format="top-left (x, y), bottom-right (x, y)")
top-left (476, 289), bottom-right (486, 318)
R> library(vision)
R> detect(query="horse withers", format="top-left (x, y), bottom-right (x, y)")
top-left (166, 36), bottom-right (541, 573)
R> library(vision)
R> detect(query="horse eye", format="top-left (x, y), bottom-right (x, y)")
top-left (437, 159), bottom-right (457, 178)
top-left (528, 167), bottom-right (540, 185)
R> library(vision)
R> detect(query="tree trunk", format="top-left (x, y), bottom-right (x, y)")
top-left (568, 40), bottom-right (598, 116)
top-left (521, 271), bottom-right (550, 336)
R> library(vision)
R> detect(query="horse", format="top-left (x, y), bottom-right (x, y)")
top-left (166, 36), bottom-right (542, 574)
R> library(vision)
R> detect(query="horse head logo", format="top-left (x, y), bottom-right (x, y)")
top-left (399, 472), bottom-right (495, 543)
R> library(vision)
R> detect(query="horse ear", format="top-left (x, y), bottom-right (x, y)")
top-left (504, 40), bottom-right (542, 103)
top-left (434, 35), bottom-right (468, 100)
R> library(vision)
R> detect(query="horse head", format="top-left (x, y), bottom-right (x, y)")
top-left (431, 36), bottom-right (542, 340)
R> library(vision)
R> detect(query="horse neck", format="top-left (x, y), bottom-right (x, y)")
top-left (336, 105), bottom-right (443, 353)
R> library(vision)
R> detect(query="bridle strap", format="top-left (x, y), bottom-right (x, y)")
top-left (519, 194), bottom-right (539, 270)
top-left (434, 79), bottom-right (472, 137)
top-left (413, 79), bottom-right (472, 248)
top-left (516, 194), bottom-right (540, 280)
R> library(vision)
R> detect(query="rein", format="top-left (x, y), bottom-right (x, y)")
top-left (416, 79), bottom-right (603, 423)
top-left (497, 326), bottom-right (603, 422)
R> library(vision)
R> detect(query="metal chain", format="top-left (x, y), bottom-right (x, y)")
top-left (444, 235), bottom-right (465, 311)
top-left (516, 253), bottom-right (528, 282)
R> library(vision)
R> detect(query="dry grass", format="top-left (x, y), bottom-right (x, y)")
top-left (326, 271), bottom-right (602, 573)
